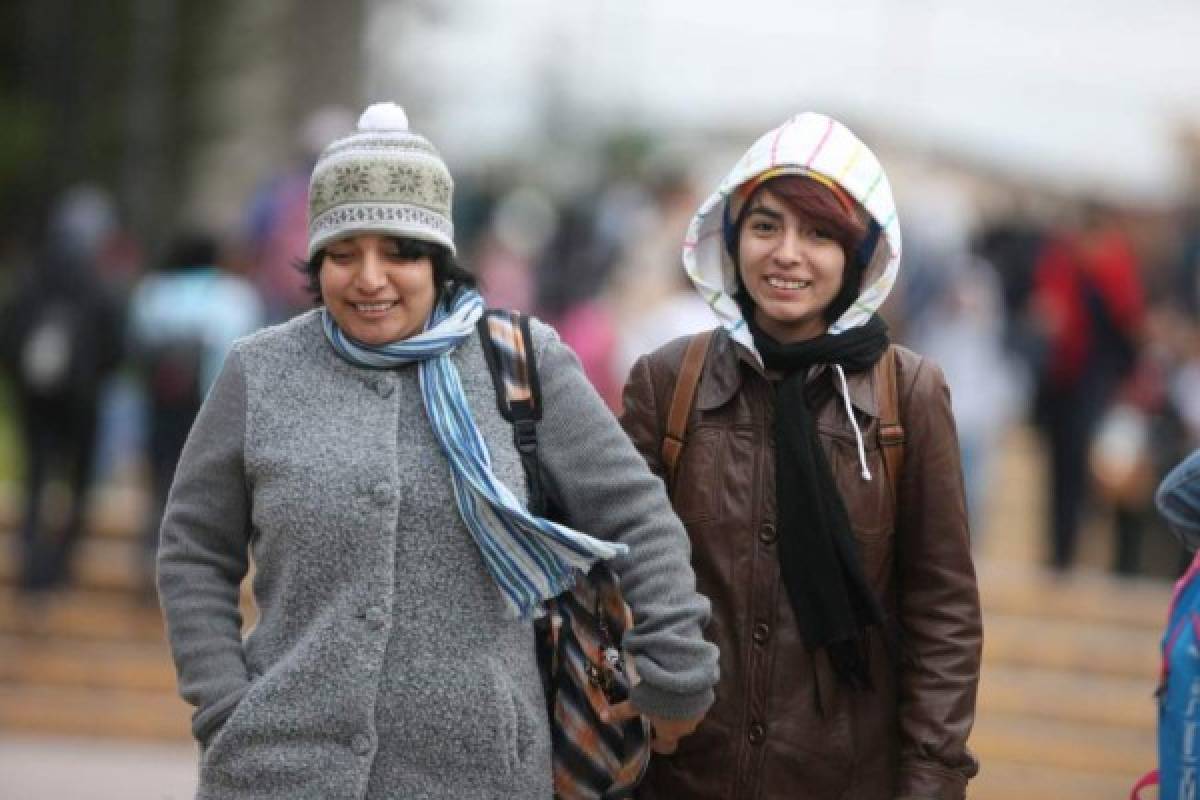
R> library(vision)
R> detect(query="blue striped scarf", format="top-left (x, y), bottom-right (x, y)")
top-left (320, 289), bottom-right (628, 619)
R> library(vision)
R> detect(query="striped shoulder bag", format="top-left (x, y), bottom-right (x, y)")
top-left (477, 309), bottom-right (650, 800)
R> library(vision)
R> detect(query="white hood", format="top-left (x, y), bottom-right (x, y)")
top-left (682, 112), bottom-right (902, 365)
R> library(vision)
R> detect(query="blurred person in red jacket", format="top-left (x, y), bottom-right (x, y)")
top-left (1030, 202), bottom-right (1145, 571)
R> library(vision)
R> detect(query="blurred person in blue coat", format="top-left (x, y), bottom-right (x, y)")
top-left (243, 106), bottom-right (354, 322)
top-left (1158, 449), bottom-right (1200, 552)
top-left (127, 232), bottom-right (263, 597)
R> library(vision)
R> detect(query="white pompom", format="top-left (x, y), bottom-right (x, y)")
top-left (357, 102), bottom-right (409, 132)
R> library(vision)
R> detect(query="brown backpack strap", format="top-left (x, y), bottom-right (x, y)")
top-left (875, 346), bottom-right (905, 501)
top-left (661, 330), bottom-right (714, 491)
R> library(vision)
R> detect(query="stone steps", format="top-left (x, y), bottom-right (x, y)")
top-left (970, 758), bottom-right (1147, 800)
top-left (971, 713), bottom-right (1153, 776)
top-left (0, 685), bottom-right (191, 741)
top-left (962, 423), bottom-right (1167, 795)
top-left (0, 535), bottom-right (143, 595)
top-left (0, 510), bottom-right (242, 745)
top-left (0, 634), bottom-right (178, 692)
top-left (983, 611), bottom-right (1160, 679)
top-left (979, 663), bottom-right (1155, 732)
top-left (968, 568), bottom-right (1163, 791)
top-left (977, 560), bottom-right (1168, 631)
top-left (0, 590), bottom-right (165, 642)
top-left (0, 482), bottom-right (147, 542)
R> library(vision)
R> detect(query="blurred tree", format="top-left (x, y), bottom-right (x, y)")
top-left (181, 0), bottom-right (364, 244)
top-left (0, 0), bottom-right (230, 261)
top-left (0, 0), bottom-right (363, 266)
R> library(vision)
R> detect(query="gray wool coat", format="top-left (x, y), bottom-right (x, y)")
top-left (157, 309), bottom-right (718, 800)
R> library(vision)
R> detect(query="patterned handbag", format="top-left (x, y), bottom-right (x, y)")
top-left (478, 309), bottom-right (651, 799)
top-left (539, 564), bottom-right (651, 798)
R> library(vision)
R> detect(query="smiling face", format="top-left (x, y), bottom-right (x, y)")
top-left (737, 188), bottom-right (848, 343)
top-left (319, 234), bottom-right (437, 345)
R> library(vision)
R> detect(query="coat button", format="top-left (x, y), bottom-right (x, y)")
top-left (752, 623), bottom-right (770, 644)
top-left (758, 522), bottom-right (777, 545)
top-left (371, 483), bottom-right (393, 507)
top-left (364, 606), bottom-right (387, 631)
top-left (747, 722), bottom-right (766, 745)
top-left (351, 733), bottom-right (372, 756)
top-left (373, 377), bottom-right (394, 398)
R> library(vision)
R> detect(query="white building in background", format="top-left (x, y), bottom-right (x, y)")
top-left (365, 0), bottom-right (1200, 205)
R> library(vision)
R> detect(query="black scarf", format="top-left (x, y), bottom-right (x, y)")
top-left (749, 312), bottom-right (890, 688)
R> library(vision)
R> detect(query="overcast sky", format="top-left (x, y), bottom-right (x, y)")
top-left (367, 0), bottom-right (1200, 203)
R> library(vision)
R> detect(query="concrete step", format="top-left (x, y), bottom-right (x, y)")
top-left (984, 611), bottom-right (1161, 679)
top-left (0, 589), bottom-right (166, 642)
top-left (0, 685), bottom-right (192, 741)
top-left (978, 560), bottom-right (1170, 631)
top-left (971, 712), bottom-right (1155, 776)
top-left (978, 663), bottom-right (1155, 731)
top-left (0, 531), bottom-right (257, 615)
top-left (0, 481), bottom-right (146, 542)
top-left (0, 634), bottom-right (178, 692)
top-left (970, 758), bottom-right (1147, 800)
top-left (0, 530), bottom-right (258, 609)
top-left (0, 534), bottom-right (143, 594)
top-left (0, 734), bottom-right (198, 800)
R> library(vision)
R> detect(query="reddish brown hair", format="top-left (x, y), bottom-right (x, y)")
top-left (745, 174), bottom-right (867, 259)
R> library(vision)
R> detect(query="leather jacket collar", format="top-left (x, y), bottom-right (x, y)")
top-left (697, 329), bottom-right (881, 419)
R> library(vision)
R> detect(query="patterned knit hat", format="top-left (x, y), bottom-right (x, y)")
top-left (307, 102), bottom-right (455, 258)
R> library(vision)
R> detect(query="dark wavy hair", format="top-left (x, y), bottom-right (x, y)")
top-left (296, 236), bottom-right (476, 309)
top-left (730, 174), bottom-right (869, 326)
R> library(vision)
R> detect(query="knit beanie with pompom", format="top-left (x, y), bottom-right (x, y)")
top-left (307, 102), bottom-right (455, 258)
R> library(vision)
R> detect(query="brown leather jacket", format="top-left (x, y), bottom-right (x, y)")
top-left (620, 330), bottom-right (982, 800)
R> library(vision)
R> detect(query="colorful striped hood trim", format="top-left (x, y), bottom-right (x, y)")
top-left (682, 112), bottom-right (902, 364)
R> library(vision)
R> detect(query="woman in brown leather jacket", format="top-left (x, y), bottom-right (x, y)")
top-left (619, 113), bottom-right (982, 799)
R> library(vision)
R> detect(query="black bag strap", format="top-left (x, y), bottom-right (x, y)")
top-left (477, 309), bottom-right (549, 516)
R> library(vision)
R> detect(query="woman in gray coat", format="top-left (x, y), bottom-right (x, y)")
top-left (157, 102), bottom-right (719, 800)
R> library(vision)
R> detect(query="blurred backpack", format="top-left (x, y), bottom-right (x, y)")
top-left (0, 259), bottom-right (124, 404)
top-left (477, 309), bottom-right (651, 800)
top-left (11, 296), bottom-right (119, 402)
top-left (141, 336), bottom-right (206, 415)
top-left (17, 301), bottom-right (78, 397)
top-left (1132, 552), bottom-right (1200, 799)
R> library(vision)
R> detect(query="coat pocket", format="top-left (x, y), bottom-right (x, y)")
top-left (197, 668), bottom-right (266, 768)
top-left (193, 680), bottom-right (251, 750)
top-left (670, 427), bottom-right (723, 523)
top-left (825, 433), bottom-right (894, 585)
top-left (381, 654), bottom-right (544, 778)
top-left (491, 667), bottom-right (541, 775)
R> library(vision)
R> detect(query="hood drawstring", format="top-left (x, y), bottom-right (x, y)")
top-left (834, 364), bottom-right (872, 482)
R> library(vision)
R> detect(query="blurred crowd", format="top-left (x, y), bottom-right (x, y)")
top-left (895, 182), bottom-right (1199, 578)
top-left (463, 154), bottom-right (1200, 581)
top-left (2, 111), bottom-right (1199, 605)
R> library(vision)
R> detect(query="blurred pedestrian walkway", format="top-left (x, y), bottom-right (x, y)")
top-left (0, 424), bottom-right (1173, 799)
top-left (968, 424), bottom-right (1165, 798)
top-left (0, 734), bottom-right (195, 799)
